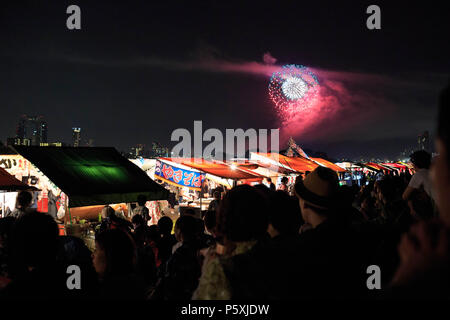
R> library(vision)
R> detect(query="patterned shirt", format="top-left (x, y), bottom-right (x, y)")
top-left (192, 240), bottom-right (257, 300)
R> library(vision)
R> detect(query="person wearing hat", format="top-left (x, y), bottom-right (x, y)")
top-left (292, 166), bottom-right (368, 299)
top-left (294, 166), bottom-right (341, 228)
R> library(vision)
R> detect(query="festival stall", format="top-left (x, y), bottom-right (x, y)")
top-left (251, 152), bottom-right (318, 172)
top-left (0, 167), bottom-right (39, 217)
top-left (0, 153), bottom-right (65, 213)
top-left (251, 152), bottom-right (355, 188)
top-left (310, 157), bottom-right (347, 173)
top-left (230, 160), bottom-right (298, 178)
top-left (381, 162), bottom-right (411, 174)
top-left (12, 146), bottom-right (169, 224)
top-left (153, 158), bottom-right (207, 218)
top-left (250, 152), bottom-right (320, 188)
top-left (156, 157), bottom-right (265, 217)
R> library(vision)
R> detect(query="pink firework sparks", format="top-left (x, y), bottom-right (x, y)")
top-left (268, 64), bottom-right (320, 121)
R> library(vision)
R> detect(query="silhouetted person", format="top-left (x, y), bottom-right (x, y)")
top-left (0, 217), bottom-right (16, 287)
top-left (1, 212), bottom-right (68, 299)
top-left (93, 229), bottom-right (146, 300)
top-left (266, 178), bottom-right (276, 191)
top-left (98, 205), bottom-right (133, 235)
top-left (152, 215), bottom-right (201, 300)
top-left (278, 177), bottom-right (289, 192)
top-left (207, 191), bottom-right (221, 212)
top-left (133, 195), bottom-right (150, 225)
top-left (193, 185), bottom-right (271, 300)
top-left (157, 216), bottom-right (177, 267)
top-left (132, 214), bottom-right (145, 230)
top-left (133, 225), bottom-right (158, 288)
top-left (57, 236), bottom-right (99, 299)
top-left (402, 150), bottom-right (434, 220)
top-left (7, 191), bottom-right (34, 219)
top-left (47, 190), bottom-right (60, 220)
top-left (292, 166), bottom-right (368, 299)
top-left (390, 84), bottom-right (450, 298)
top-left (203, 210), bottom-right (217, 239)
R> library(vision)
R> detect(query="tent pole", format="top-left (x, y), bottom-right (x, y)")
top-left (65, 195), bottom-right (72, 225)
top-left (2, 192), bottom-right (5, 218)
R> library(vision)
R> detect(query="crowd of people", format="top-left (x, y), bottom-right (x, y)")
top-left (0, 84), bottom-right (449, 300)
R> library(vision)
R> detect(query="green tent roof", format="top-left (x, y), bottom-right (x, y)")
top-left (13, 146), bottom-right (169, 207)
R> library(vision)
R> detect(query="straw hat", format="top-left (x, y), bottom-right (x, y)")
top-left (294, 166), bottom-right (339, 210)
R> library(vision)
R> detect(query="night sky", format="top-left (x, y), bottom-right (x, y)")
top-left (1, 1), bottom-right (449, 160)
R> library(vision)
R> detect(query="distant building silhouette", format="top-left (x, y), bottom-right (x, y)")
top-left (72, 127), bottom-right (81, 147)
top-left (418, 131), bottom-right (430, 152)
top-left (131, 144), bottom-right (146, 158)
top-left (14, 115), bottom-right (47, 146)
top-left (151, 141), bottom-right (169, 157)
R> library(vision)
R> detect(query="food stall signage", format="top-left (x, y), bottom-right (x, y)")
top-left (155, 160), bottom-right (205, 189)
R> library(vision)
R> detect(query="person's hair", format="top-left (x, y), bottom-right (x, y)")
top-left (377, 178), bottom-right (396, 203)
top-left (281, 177), bottom-right (288, 184)
top-left (137, 194), bottom-right (147, 206)
top-left (184, 208), bottom-right (196, 216)
top-left (157, 216), bottom-right (173, 235)
top-left (10, 212), bottom-right (59, 276)
top-left (95, 229), bottom-right (136, 278)
top-left (133, 225), bottom-right (147, 247)
top-left (410, 150), bottom-right (432, 169)
top-left (213, 190), bottom-right (221, 200)
top-left (57, 236), bottom-right (98, 289)
top-left (58, 236), bottom-right (94, 266)
top-left (216, 184), bottom-right (269, 242)
top-left (146, 225), bottom-right (161, 243)
top-left (204, 210), bottom-right (216, 233)
top-left (254, 183), bottom-right (271, 193)
top-left (339, 185), bottom-right (357, 207)
top-left (268, 191), bottom-right (302, 235)
top-left (16, 191), bottom-right (32, 209)
top-left (131, 214), bottom-right (145, 227)
top-left (362, 195), bottom-right (375, 208)
top-left (267, 177), bottom-right (272, 183)
top-left (196, 218), bottom-right (205, 235)
top-left (175, 215), bottom-right (198, 242)
top-left (437, 83), bottom-right (450, 162)
top-left (103, 205), bottom-right (116, 218)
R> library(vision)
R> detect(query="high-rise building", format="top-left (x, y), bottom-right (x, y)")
top-left (131, 144), bottom-right (146, 158)
top-left (16, 115), bottom-right (27, 139)
top-left (15, 115), bottom-right (47, 146)
top-left (72, 128), bottom-right (81, 147)
top-left (39, 121), bottom-right (48, 143)
top-left (418, 131), bottom-right (430, 152)
top-left (151, 141), bottom-right (169, 157)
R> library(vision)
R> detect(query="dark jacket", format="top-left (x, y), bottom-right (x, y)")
top-left (160, 240), bottom-right (201, 300)
top-left (157, 234), bottom-right (177, 266)
top-left (290, 218), bottom-right (369, 299)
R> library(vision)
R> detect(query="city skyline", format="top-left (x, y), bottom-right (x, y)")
top-left (0, 112), bottom-right (431, 161)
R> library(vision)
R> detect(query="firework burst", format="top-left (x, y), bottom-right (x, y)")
top-left (268, 64), bottom-right (320, 120)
